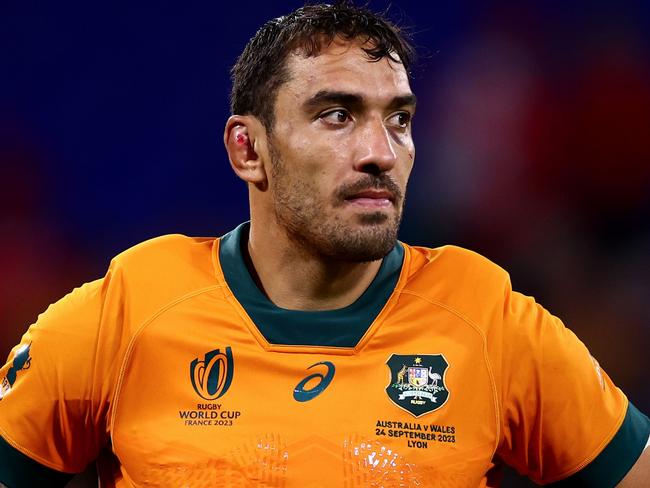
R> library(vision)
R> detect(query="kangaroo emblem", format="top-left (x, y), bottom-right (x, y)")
top-left (396, 364), bottom-right (407, 384)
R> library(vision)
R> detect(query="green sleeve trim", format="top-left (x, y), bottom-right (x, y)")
top-left (550, 401), bottom-right (650, 487)
top-left (0, 435), bottom-right (73, 488)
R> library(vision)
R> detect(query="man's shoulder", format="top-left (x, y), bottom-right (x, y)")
top-left (399, 242), bottom-right (510, 325)
top-left (403, 242), bottom-right (509, 285)
top-left (106, 234), bottom-right (221, 307)
top-left (112, 234), bottom-right (217, 274)
top-left (116, 233), bottom-right (215, 257)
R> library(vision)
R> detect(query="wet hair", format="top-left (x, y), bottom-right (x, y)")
top-left (229, 1), bottom-right (415, 131)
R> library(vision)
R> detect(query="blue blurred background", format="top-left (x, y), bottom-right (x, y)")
top-left (1, 1), bottom-right (649, 485)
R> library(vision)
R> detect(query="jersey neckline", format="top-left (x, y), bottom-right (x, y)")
top-left (218, 222), bottom-right (404, 348)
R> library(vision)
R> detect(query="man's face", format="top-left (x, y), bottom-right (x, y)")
top-left (266, 38), bottom-right (416, 262)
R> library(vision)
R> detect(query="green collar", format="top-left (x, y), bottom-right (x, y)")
top-left (219, 222), bottom-right (404, 347)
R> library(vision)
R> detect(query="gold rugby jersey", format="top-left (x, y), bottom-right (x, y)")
top-left (1, 222), bottom-right (648, 487)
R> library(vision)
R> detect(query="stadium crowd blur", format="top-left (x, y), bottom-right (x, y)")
top-left (1, 2), bottom-right (649, 486)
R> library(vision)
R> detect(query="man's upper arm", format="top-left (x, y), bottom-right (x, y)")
top-left (496, 285), bottom-right (650, 485)
top-left (0, 276), bottom-right (118, 484)
top-left (547, 402), bottom-right (650, 486)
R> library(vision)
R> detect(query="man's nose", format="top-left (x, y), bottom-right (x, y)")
top-left (354, 117), bottom-right (397, 174)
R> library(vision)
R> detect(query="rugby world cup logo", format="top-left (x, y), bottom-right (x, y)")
top-left (189, 347), bottom-right (234, 400)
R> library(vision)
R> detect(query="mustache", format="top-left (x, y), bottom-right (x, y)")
top-left (334, 174), bottom-right (403, 203)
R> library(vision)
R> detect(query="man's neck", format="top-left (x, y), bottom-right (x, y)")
top-left (245, 222), bottom-right (384, 311)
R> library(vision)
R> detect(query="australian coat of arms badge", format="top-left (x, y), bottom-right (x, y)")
top-left (386, 354), bottom-right (450, 417)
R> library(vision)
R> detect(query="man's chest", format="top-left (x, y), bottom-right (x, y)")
top-left (110, 297), bottom-right (499, 487)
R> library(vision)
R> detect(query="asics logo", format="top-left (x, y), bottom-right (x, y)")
top-left (293, 361), bottom-right (335, 402)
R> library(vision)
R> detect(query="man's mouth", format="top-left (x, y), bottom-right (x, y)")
top-left (345, 189), bottom-right (395, 208)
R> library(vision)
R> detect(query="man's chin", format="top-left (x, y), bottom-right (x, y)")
top-left (356, 211), bottom-right (391, 225)
top-left (278, 206), bottom-right (401, 262)
top-left (320, 224), bottom-right (399, 263)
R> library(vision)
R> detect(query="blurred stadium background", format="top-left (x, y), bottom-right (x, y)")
top-left (1, 1), bottom-right (649, 486)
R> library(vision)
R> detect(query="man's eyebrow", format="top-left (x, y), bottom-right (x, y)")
top-left (303, 91), bottom-right (364, 111)
top-left (388, 94), bottom-right (417, 112)
top-left (302, 91), bottom-right (417, 112)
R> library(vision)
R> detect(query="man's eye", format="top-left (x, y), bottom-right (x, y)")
top-left (388, 112), bottom-right (412, 129)
top-left (320, 109), bottom-right (351, 125)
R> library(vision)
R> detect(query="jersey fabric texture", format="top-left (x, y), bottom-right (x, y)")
top-left (1, 222), bottom-right (648, 487)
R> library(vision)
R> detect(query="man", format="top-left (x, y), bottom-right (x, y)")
top-left (0, 2), bottom-right (648, 487)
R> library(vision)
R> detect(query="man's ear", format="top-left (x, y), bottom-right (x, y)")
top-left (224, 115), bottom-right (268, 189)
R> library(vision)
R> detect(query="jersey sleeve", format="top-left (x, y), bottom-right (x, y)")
top-left (0, 266), bottom-right (124, 476)
top-left (495, 283), bottom-right (650, 485)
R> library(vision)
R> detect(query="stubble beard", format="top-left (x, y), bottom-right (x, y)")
top-left (269, 144), bottom-right (404, 263)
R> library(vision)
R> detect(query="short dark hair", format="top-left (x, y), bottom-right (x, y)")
top-left (229, 1), bottom-right (415, 131)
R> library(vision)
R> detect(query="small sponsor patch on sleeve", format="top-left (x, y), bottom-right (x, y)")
top-left (0, 343), bottom-right (32, 400)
